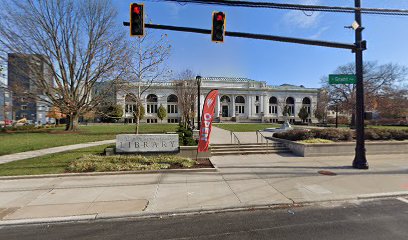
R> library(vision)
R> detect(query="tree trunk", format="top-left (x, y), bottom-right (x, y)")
top-left (135, 115), bottom-right (140, 134)
top-left (65, 113), bottom-right (79, 131)
top-left (65, 115), bottom-right (70, 130)
top-left (135, 104), bottom-right (140, 134)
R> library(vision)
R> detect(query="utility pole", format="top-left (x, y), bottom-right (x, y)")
top-left (353, 0), bottom-right (369, 169)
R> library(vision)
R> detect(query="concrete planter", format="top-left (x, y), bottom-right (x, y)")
top-left (178, 146), bottom-right (211, 159)
top-left (269, 137), bottom-right (408, 157)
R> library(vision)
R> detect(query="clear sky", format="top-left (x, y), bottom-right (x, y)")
top-left (112, 0), bottom-right (408, 88)
top-left (1, 0), bottom-right (407, 88)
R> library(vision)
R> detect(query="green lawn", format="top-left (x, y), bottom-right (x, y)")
top-left (0, 124), bottom-right (177, 156)
top-left (0, 144), bottom-right (111, 176)
top-left (214, 123), bottom-right (281, 132)
top-left (368, 125), bottom-right (408, 130)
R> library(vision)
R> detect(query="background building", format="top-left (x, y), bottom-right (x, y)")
top-left (7, 53), bottom-right (53, 124)
top-left (0, 82), bottom-right (12, 122)
top-left (117, 77), bottom-right (319, 124)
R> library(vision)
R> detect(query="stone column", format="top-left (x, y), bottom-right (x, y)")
top-left (232, 95), bottom-right (236, 117)
top-left (248, 95), bottom-right (252, 118)
top-left (215, 94), bottom-right (220, 118)
top-left (260, 95), bottom-right (264, 115)
top-left (263, 95), bottom-right (269, 116)
top-left (199, 94), bottom-right (205, 116)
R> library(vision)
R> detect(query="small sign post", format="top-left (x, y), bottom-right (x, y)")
top-left (329, 74), bottom-right (356, 84)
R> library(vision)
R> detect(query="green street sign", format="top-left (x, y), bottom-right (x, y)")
top-left (329, 74), bottom-right (356, 84)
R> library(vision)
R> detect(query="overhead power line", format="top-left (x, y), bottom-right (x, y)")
top-left (151, 0), bottom-right (408, 16)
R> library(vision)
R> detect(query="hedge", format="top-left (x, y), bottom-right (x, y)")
top-left (273, 128), bottom-right (408, 142)
top-left (177, 125), bottom-right (198, 146)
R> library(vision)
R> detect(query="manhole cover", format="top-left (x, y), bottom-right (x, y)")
top-left (318, 170), bottom-right (337, 176)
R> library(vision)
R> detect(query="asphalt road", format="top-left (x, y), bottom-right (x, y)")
top-left (1, 198), bottom-right (408, 240)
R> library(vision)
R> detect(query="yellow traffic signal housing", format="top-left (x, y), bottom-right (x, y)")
top-left (130, 3), bottom-right (144, 37)
top-left (211, 11), bottom-right (226, 43)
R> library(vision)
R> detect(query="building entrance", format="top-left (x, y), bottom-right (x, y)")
top-left (222, 106), bottom-right (229, 117)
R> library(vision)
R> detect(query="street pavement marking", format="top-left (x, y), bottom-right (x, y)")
top-left (396, 197), bottom-right (408, 204)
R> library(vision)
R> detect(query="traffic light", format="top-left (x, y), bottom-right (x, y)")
top-left (211, 11), bottom-right (226, 43)
top-left (130, 3), bottom-right (144, 37)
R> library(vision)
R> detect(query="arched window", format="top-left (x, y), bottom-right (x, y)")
top-left (269, 96), bottom-right (278, 114)
top-left (146, 94), bottom-right (158, 102)
top-left (269, 96), bottom-right (277, 104)
top-left (285, 97), bottom-right (295, 116)
top-left (235, 96), bottom-right (245, 104)
top-left (302, 97), bottom-right (311, 120)
top-left (167, 94), bottom-right (178, 114)
top-left (167, 94), bottom-right (178, 103)
top-left (146, 94), bottom-right (158, 114)
top-left (286, 97), bottom-right (295, 105)
top-left (220, 95), bottom-right (230, 103)
top-left (125, 94), bottom-right (137, 102)
top-left (235, 96), bottom-right (245, 114)
top-left (124, 94), bottom-right (138, 123)
top-left (302, 97), bottom-right (311, 105)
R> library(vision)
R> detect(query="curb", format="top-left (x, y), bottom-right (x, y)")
top-left (0, 202), bottom-right (294, 226)
top-left (1, 192), bottom-right (407, 226)
top-left (0, 215), bottom-right (97, 226)
top-left (0, 167), bottom-right (217, 180)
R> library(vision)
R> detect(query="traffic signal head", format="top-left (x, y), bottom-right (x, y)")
top-left (130, 3), bottom-right (144, 37)
top-left (211, 12), bottom-right (225, 43)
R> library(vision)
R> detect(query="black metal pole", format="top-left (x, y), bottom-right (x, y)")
top-left (196, 76), bottom-right (202, 130)
top-left (353, 0), bottom-right (369, 169)
top-left (123, 22), bottom-right (356, 51)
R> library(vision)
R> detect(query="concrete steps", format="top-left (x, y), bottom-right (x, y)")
top-left (211, 143), bottom-right (290, 156)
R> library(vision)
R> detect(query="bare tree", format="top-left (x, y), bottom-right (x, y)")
top-left (314, 89), bottom-right (330, 123)
top-left (322, 61), bottom-right (408, 125)
top-left (375, 86), bottom-right (408, 120)
top-left (121, 29), bottom-right (171, 134)
top-left (0, 0), bottom-right (129, 130)
top-left (174, 69), bottom-right (197, 128)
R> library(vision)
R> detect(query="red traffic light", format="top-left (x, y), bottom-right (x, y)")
top-left (130, 3), bottom-right (144, 37)
top-left (133, 6), bottom-right (140, 14)
top-left (211, 11), bottom-right (226, 43)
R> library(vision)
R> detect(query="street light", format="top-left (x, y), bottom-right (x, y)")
top-left (196, 75), bottom-right (202, 130)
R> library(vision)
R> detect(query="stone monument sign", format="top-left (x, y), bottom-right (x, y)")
top-left (116, 134), bottom-right (179, 153)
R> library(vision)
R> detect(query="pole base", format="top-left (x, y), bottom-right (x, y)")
top-left (352, 159), bottom-right (369, 169)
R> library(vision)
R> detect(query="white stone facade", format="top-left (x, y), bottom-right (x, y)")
top-left (117, 77), bottom-right (319, 124)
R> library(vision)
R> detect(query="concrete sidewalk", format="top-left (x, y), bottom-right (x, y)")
top-left (0, 139), bottom-right (115, 164)
top-left (1, 153), bottom-right (407, 224)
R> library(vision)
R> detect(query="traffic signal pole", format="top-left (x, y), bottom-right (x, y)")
top-left (123, 22), bottom-right (356, 51)
top-left (353, 0), bottom-right (369, 169)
